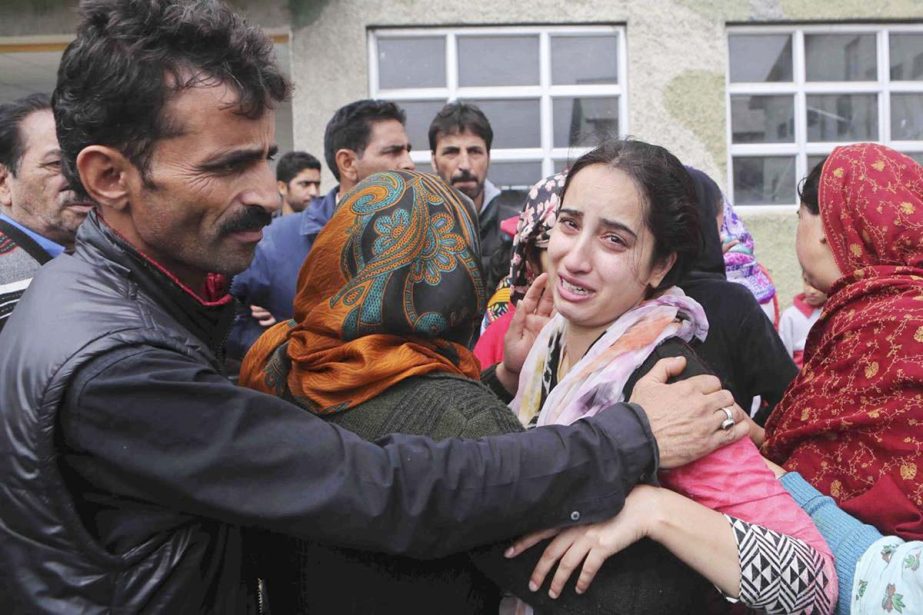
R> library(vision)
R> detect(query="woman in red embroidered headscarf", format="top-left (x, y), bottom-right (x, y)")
top-left (764, 143), bottom-right (923, 539)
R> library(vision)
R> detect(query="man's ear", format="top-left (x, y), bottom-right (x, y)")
top-left (0, 164), bottom-right (12, 209)
top-left (335, 148), bottom-right (359, 184)
top-left (76, 146), bottom-right (137, 212)
top-left (277, 179), bottom-right (288, 197)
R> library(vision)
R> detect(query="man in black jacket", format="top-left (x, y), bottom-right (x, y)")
top-left (0, 0), bottom-right (746, 611)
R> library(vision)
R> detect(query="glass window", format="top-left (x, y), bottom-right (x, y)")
top-left (552, 96), bottom-right (618, 148)
top-left (391, 99), bottom-right (447, 152)
top-left (805, 33), bottom-right (877, 82)
top-left (370, 26), bottom-right (626, 184)
top-left (378, 37), bottom-right (445, 89)
top-left (892, 93), bottom-right (923, 141)
top-left (806, 94), bottom-right (878, 141)
top-left (457, 35), bottom-right (539, 87)
top-left (727, 26), bottom-right (923, 206)
top-left (550, 35), bottom-right (618, 85)
top-left (728, 34), bottom-right (792, 83)
top-left (730, 95), bottom-right (794, 143)
top-left (733, 157), bottom-right (796, 206)
top-left (890, 33), bottom-right (923, 80)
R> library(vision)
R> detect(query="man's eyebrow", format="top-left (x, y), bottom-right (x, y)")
top-left (198, 145), bottom-right (277, 170)
top-left (381, 143), bottom-right (411, 154)
top-left (40, 149), bottom-right (62, 162)
top-left (559, 207), bottom-right (583, 218)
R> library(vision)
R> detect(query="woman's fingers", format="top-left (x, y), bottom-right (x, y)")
top-left (517, 273), bottom-right (549, 316)
top-left (575, 551), bottom-right (607, 594)
top-left (548, 540), bottom-right (591, 598)
top-left (528, 530), bottom-right (577, 591)
top-left (504, 527), bottom-right (560, 558)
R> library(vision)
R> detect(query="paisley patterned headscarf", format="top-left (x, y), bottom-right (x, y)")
top-left (764, 144), bottom-right (923, 539)
top-left (240, 171), bottom-right (485, 414)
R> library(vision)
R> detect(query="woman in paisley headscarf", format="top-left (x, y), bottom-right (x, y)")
top-left (474, 172), bottom-right (565, 367)
top-left (239, 170), bottom-right (529, 613)
top-left (764, 144), bottom-right (923, 541)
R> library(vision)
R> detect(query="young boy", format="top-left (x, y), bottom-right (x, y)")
top-left (779, 272), bottom-right (828, 368)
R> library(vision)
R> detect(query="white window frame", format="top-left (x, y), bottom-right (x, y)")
top-left (369, 25), bottom-right (628, 184)
top-left (726, 23), bottom-right (923, 210)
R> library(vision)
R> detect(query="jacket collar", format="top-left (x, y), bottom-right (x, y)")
top-left (299, 186), bottom-right (339, 237)
top-left (76, 211), bottom-right (236, 356)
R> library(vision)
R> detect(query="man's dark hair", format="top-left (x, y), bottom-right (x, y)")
top-left (562, 139), bottom-right (701, 295)
top-left (0, 93), bottom-right (52, 176)
top-left (276, 151), bottom-right (321, 184)
top-left (428, 102), bottom-right (493, 153)
top-left (53, 0), bottom-right (291, 198)
top-left (798, 156), bottom-right (828, 216)
top-left (323, 99), bottom-right (405, 182)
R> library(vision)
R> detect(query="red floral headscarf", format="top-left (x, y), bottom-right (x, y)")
top-left (764, 143), bottom-right (923, 539)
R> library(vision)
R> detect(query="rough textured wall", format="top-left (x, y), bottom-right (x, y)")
top-left (742, 212), bottom-right (800, 312)
top-left (287, 0), bottom-right (921, 307)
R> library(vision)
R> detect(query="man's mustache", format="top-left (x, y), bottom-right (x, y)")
top-left (222, 206), bottom-right (273, 234)
top-left (452, 170), bottom-right (478, 183)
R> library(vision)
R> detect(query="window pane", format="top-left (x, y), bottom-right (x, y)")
top-left (805, 33), bottom-right (876, 81)
top-left (806, 156), bottom-right (828, 177)
top-left (553, 96), bottom-right (618, 148)
top-left (730, 95), bottom-right (794, 144)
top-left (458, 36), bottom-right (539, 87)
top-left (377, 37), bottom-right (446, 89)
top-left (728, 34), bottom-right (792, 82)
top-left (466, 98), bottom-right (541, 148)
top-left (806, 94), bottom-right (878, 141)
top-left (490, 161), bottom-right (544, 189)
top-left (416, 162), bottom-right (434, 175)
top-left (890, 33), bottom-right (923, 80)
top-left (551, 35), bottom-right (618, 85)
top-left (553, 159), bottom-right (573, 174)
top-left (392, 100), bottom-right (447, 152)
top-left (907, 152), bottom-right (923, 165)
top-left (733, 156), bottom-right (796, 205)
top-left (891, 93), bottom-right (923, 141)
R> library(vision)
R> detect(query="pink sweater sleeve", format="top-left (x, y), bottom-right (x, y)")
top-left (660, 437), bottom-right (838, 604)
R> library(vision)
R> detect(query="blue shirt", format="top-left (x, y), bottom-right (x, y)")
top-left (227, 186), bottom-right (338, 359)
top-left (0, 213), bottom-right (65, 258)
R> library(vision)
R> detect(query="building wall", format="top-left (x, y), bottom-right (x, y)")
top-left (288, 0), bottom-right (921, 308)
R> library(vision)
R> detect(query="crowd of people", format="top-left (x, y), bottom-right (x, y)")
top-left (0, 0), bottom-right (920, 613)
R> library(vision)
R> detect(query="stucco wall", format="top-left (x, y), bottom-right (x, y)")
top-left (287, 0), bottom-right (921, 308)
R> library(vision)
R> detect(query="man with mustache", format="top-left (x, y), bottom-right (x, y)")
top-left (227, 99), bottom-right (415, 359)
top-left (0, 93), bottom-right (93, 332)
top-left (429, 102), bottom-right (524, 293)
top-left (0, 0), bottom-right (746, 611)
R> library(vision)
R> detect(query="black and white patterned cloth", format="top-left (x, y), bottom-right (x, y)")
top-left (724, 515), bottom-right (834, 615)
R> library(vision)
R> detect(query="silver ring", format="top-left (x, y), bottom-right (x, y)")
top-left (720, 407), bottom-right (735, 431)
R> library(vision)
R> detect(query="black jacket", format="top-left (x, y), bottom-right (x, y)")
top-left (0, 211), bottom-right (657, 613)
top-left (680, 169), bottom-right (797, 422)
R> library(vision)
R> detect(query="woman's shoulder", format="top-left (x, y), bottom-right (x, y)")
top-left (330, 372), bottom-right (524, 441)
top-left (622, 338), bottom-right (711, 400)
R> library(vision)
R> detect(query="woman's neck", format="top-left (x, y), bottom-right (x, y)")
top-left (562, 322), bottom-right (607, 371)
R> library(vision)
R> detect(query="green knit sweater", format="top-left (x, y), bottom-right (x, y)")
top-left (263, 369), bottom-right (522, 615)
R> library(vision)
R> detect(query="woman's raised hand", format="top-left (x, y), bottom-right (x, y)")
top-left (503, 273), bottom-right (554, 372)
top-left (505, 485), bottom-right (661, 599)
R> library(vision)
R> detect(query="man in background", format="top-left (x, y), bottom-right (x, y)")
top-left (0, 93), bottom-right (92, 332)
top-left (228, 99), bottom-right (415, 358)
top-left (276, 150), bottom-right (321, 216)
top-left (429, 102), bottom-right (524, 293)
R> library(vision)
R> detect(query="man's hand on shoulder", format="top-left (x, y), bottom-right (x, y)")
top-left (629, 357), bottom-right (747, 469)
